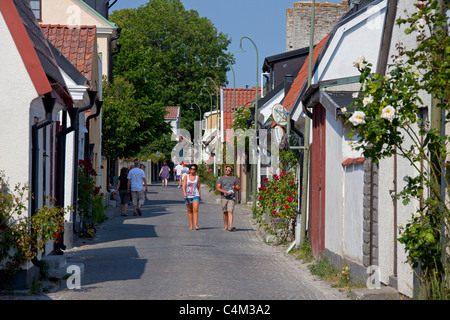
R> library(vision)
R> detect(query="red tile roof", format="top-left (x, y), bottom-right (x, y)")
top-left (0, 0), bottom-right (72, 106)
top-left (282, 33), bottom-right (330, 112)
top-left (222, 87), bottom-right (258, 131)
top-left (40, 24), bottom-right (97, 82)
top-left (342, 157), bottom-right (365, 167)
top-left (165, 106), bottom-right (180, 119)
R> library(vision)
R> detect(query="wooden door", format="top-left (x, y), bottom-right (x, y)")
top-left (309, 104), bottom-right (326, 260)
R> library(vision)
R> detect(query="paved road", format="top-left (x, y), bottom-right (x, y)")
top-left (40, 182), bottom-right (348, 300)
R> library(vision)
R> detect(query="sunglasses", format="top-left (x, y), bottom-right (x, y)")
top-left (190, 167), bottom-right (197, 171)
top-left (225, 168), bottom-right (232, 172)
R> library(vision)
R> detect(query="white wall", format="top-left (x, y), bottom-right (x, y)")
top-left (0, 13), bottom-right (37, 204)
top-left (314, 0), bottom-right (387, 83)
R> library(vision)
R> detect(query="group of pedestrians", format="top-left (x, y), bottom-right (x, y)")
top-left (114, 160), bottom-right (240, 232)
top-left (178, 163), bottom-right (240, 232)
top-left (116, 160), bottom-right (147, 217)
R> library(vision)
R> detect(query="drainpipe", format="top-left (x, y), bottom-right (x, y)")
top-left (31, 96), bottom-right (56, 267)
top-left (54, 90), bottom-right (97, 255)
top-left (298, 0), bottom-right (315, 249)
top-left (84, 99), bottom-right (103, 163)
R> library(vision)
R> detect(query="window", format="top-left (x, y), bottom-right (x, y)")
top-left (29, 0), bottom-right (41, 21)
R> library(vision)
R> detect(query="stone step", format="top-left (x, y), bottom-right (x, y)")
top-left (41, 255), bottom-right (84, 279)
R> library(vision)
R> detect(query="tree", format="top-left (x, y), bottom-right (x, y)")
top-left (109, 0), bottom-right (234, 134)
top-left (102, 77), bottom-right (170, 159)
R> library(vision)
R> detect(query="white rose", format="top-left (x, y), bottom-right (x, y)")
top-left (353, 56), bottom-right (367, 69)
top-left (380, 105), bottom-right (395, 122)
top-left (349, 111), bottom-right (366, 126)
top-left (352, 92), bottom-right (359, 98)
top-left (363, 95), bottom-right (374, 106)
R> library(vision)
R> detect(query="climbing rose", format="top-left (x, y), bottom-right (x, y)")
top-left (287, 196), bottom-right (294, 202)
top-left (349, 111), bottom-right (366, 126)
top-left (381, 105), bottom-right (395, 122)
top-left (284, 204), bottom-right (289, 209)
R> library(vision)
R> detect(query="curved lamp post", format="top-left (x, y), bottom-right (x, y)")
top-left (238, 36), bottom-right (259, 210)
top-left (215, 56), bottom-right (236, 110)
top-left (200, 87), bottom-right (213, 129)
top-left (190, 102), bottom-right (202, 121)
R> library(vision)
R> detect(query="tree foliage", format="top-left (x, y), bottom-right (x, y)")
top-left (102, 77), bottom-right (170, 159)
top-left (109, 0), bottom-right (234, 135)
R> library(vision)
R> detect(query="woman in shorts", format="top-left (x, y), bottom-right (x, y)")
top-left (182, 164), bottom-right (201, 230)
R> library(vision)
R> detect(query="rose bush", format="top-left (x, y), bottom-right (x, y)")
top-left (1, 171), bottom-right (68, 286)
top-left (77, 159), bottom-right (105, 237)
top-left (255, 171), bottom-right (298, 242)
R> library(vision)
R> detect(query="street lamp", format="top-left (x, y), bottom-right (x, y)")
top-left (200, 87), bottom-right (213, 129)
top-left (215, 56), bottom-right (236, 110)
top-left (238, 36), bottom-right (259, 210)
top-left (190, 102), bottom-right (202, 122)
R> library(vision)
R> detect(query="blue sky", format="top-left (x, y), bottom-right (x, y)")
top-left (110, 0), bottom-right (344, 88)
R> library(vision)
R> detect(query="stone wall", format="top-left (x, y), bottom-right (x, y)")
top-left (286, 1), bottom-right (349, 51)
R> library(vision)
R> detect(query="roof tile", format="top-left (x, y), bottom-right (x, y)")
top-left (222, 88), bottom-right (258, 131)
top-left (40, 24), bottom-right (97, 82)
top-left (282, 34), bottom-right (330, 112)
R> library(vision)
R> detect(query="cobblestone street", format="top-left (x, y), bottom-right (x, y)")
top-left (8, 182), bottom-right (349, 301)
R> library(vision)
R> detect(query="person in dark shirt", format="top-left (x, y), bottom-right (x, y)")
top-left (216, 165), bottom-right (240, 231)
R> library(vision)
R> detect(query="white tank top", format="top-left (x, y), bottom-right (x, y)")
top-left (185, 175), bottom-right (199, 198)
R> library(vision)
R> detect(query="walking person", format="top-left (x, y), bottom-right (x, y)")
top-left (174, 162), bottom-right (183, 188)
top-left (216, 165), bottom-right (240, 231)
top-left (182, 164), bottom-right (201, 230)
top-left (127, 161), bottom-right (147, 216)
top-left (117, 167), bottom-right (130, 216)
top-left (159, 162), bottom-right (170, 187)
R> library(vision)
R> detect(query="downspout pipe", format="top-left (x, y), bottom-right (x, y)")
top-left (54, 90), bottom-right (97, 255)
top-left (84, 99), bottom-right (103, 163)
top-left (31, 96), bottom-right (56, 267)
top-left (298, 0), bottom-right (315, 249)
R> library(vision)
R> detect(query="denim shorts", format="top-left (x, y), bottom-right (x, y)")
top-left (184, 196), bottom-right (200, 204)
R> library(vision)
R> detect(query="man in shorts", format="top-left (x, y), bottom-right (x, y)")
top-left (127, 160), bottom-right (147, 216)
top-left (216, 165), bottom-right (240, 231)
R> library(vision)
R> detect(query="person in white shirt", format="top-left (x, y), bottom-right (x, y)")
top-left (127, 160), bottom-right (147, 216)
top-left (174, 162), bottom-right (183, 188)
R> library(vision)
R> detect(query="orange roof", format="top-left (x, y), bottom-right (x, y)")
top-left (222, 87), bottom-right (258, 131)
top-left (41, 24), bottom-right (97, 82)
top-left (282, 33), bottom-right (330, 112)
top-left (0, 0), bottom-right (72, 106)
top-left (165, 106), bottom-right (180, 119)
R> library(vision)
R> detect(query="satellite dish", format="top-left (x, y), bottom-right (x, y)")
top-left (272, 103), bottom-right (288, 127)
top-left (273, 125), bottom-right (286, 149)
